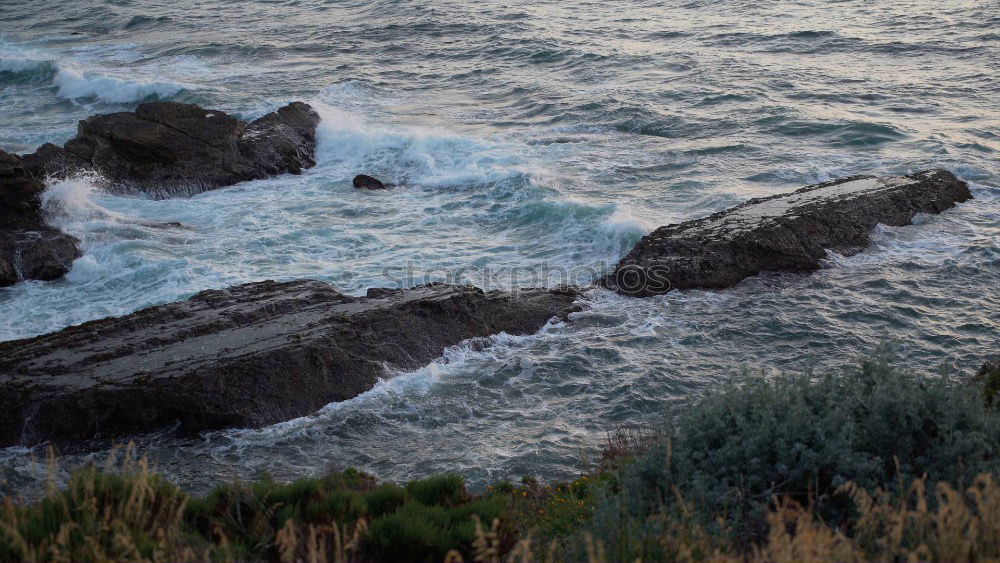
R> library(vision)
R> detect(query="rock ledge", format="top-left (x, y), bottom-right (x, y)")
top-left (0, 280), bottom-right (580, 448)
top-left (601, 169), bottom-right (972, 296)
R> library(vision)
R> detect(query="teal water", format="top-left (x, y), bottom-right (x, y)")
top-left (1, 0), bottom-right (998, 495)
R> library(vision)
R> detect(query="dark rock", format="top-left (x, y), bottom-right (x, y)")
top-left (26, 101), bottom-right (320, 197)
top-left (353, 174), bottom-right (389, 190)
top-left (601, 169), bottom-right (973, 296)
top-left (140, 220), bottom-right (189, 230)
top-left (0, 149), bottom-right (82, 287)
top-left (0, 280), bottom-right (580, 447)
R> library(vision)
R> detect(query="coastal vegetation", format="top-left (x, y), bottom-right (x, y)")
top-left (3, 347), bottom-right (998, 563)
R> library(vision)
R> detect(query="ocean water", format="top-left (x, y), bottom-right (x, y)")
top-left (1, 0), bottom-right (998, 495)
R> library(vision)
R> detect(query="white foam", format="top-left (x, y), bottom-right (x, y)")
top-left (214, 322), bottom-right (570, 444)
top-left (53, 66), bottom-right (189, 103)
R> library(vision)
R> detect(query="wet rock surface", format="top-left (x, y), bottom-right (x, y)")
top-left (22, 101), bottom-right (320, 197)
top-left (0, 280), bottom-right (580, 448)
top-left (0, 149), bottom-right (81, 287)
top-left (602, 169), bottom-right (973, 296)
top-left (353, 174), bottom-right (390, 190)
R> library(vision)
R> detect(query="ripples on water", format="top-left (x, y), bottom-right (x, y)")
top-left (1, 0), bottom-right (997, 495)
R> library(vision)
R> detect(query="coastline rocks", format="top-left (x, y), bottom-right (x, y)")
top-left (602, 169), bottom-right (972, 296)
top-left (0, 149), bottom-right (81, 287)
top-left (0, 280), bottom-right (580, 447)
top-left (1, 101), bottom-right (318, 284)
top-left (24, 101), bottom-right (320, 197)
top-left (353, 174), bottom-right (389, 190)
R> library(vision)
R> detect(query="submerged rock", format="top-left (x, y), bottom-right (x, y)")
top-left (353, 174), bottom-right (389, 190)
top-left (0, 149), bottom-right (81, 287)
top-left (23, 101), bottom-right (320, 197)
top-left (601, 169), bottom-right (972, 296)
top-left (0, 280), bottom-right (580, 447)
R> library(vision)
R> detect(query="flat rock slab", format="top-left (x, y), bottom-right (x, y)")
top-left (602, 169), bottom-right (972, 296)
top-left (0, 281), bottom-right (580, 448)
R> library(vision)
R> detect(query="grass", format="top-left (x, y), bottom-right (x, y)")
top-left (2, 348), bottom-right (999, 562)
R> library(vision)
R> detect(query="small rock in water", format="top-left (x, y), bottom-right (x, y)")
top-left (140, 220), bottom-right (189, 230)
top-left (353, 174), bottom-right (389, 190)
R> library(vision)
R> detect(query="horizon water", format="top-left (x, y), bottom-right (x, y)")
top-left (1, 0), bottom-right (998, 496)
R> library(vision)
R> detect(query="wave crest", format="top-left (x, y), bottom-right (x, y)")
top-left (52, 66), bottom-right (189, 103)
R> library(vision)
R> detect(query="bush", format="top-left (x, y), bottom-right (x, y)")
top-left (365, 483), bottom-right (408, 517)
top-left (407, 474), bottom-right (468, 507)
top-left (978, 359), bottom-right (1000, 407)
top-left (365, 496), bottom-right (506, 563)
top-left (585, 345), bottom-right (1000, 559)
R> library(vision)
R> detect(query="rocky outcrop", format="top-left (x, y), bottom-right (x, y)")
top-left (353, 174), bottom-right (390, 190)
top-left (602, 169), bottom-right (972, 296)
top-left (0, 149), bottom-right (81, 287)
top-left (23, 101), bottom-right (320, 197)
top-left (1, 101), bottom-right (318, 285)
top-left (0, 280), bottom-right (580, 447)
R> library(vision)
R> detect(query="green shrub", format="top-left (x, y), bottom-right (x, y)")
top-left (365, 503), bottom-right (457, 563)
top-left (365, 483), bottom-right (408, 517)
top-left (303, 489), bottom-right (367, 523)
top-left (364, 494), bottom-right (506, 563)
top-left (978, 360), bottom-right (1000, 407)
top-left (406, 473), bottom-right (467, 507)
top-left (584, 345), bottom-right (1000, 558)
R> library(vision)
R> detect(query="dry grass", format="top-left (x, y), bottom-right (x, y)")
top-left (599, 424), bottom-right (665, 471)
top-left (3, 446), bottom-right (1000, 562)
top-left (456, 474), bottom-right (1000, 563)
top-left (274, 518), bottom-right (368, 563)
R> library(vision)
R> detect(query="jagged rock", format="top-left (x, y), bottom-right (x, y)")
top-left (23, 101), bottom-right (320, 197)
top-left (602, 169), bottom-right (973, 296)
top-left (353, 174), bottom-right (389, 190)
top-left (0, 149), bottom-right (81, 287)
top-left (0, 280), bottom-right (580, 447)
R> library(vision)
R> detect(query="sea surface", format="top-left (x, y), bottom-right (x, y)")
top-left (1, 0), bottom-right (998, 496)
